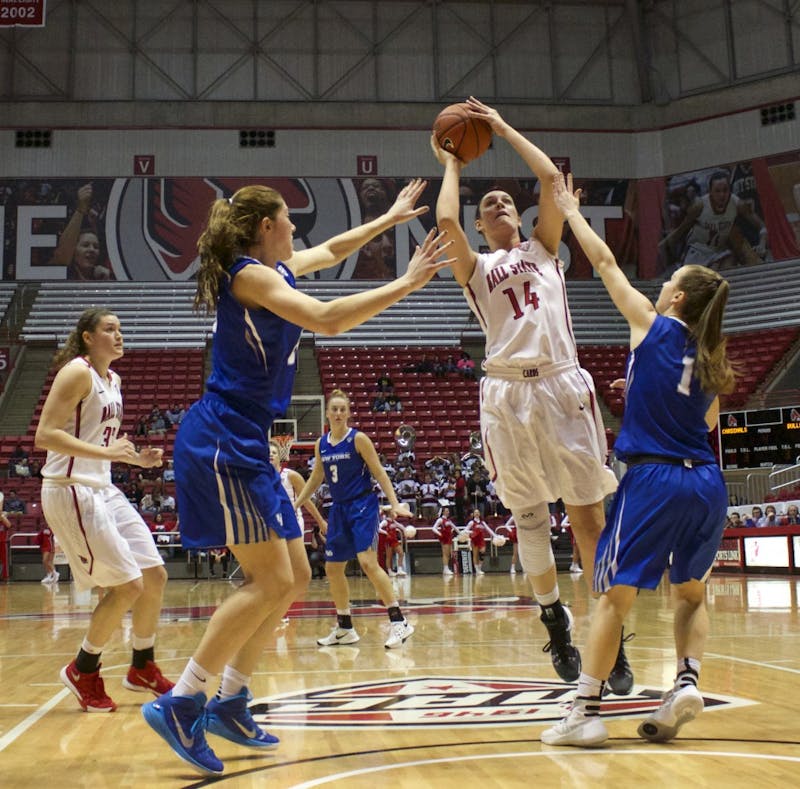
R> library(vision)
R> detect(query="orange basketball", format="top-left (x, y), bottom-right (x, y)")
top-left (433, 103), bottom-right (492, 164)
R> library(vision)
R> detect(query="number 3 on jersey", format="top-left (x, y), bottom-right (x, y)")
top-left (502, 281), bottom-right (540, 320)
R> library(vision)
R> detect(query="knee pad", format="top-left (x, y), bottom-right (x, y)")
top-left (514, 503), bottom-right (555, 576)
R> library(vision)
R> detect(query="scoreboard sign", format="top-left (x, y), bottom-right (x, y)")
top-left (719, 407), bottom-right (800, 469)
top-left (0, 0), bottom-right (45, 27)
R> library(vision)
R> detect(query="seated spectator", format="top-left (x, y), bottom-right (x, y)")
top-left (111, 464), bottom-right (130, 485)
top-left (759, 504), bottom-right (779, 527)
top-left (149, 405), bottom-right (166, 435)
top-left (444, 354), bottom-right (458, 374)
top-left (28, 457), bottom-right (42, 478)
top-left (139, 492), bottom-right (160, 517)
top-left (4, 490), bottom-right (26, 516)
top-left (162, 459), bottom-right (175, 482)
top-left (727, 512), bottom-right (742, 528)
top-left (457, 350), bottom-right (476, 379)
top-left (743, 506), bottom-right (762, 527)
top-left (165, 402), bottom-right (186, 427)
top-left (8, 444), bottom-right (28, 478)
top-left (386, 393), bottom-right (403, 412)
top-left (375, 371), bottom-right (394, 393)
top-left (784, 504), bottom-right (800, 525)
top-left (159, 492), bottom-right (176, 513)
top-left (134, 415), bottom-right (149, 438)
top-left (14, 457), bottom-right (32, 478)
top-left (372, 392), bottom-right (389, 412)
top-left (209, 547), bottom-right (229, 578)
top-left (415, 353), bottom-right (435, 373)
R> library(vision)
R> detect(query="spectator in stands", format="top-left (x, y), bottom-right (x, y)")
top-left (162, 459), bottom-right (175, 483)
top-left (13, 456), bottom-right (31, 477)
top-left (209, 548), bottom-right (229, 578)
top-left (456, 350), bottom-right (476, 379)
top-left (727, 511), bottom-right (742, 528)
top-left (139, 492), bottom-right (160, 518)
top-left (5, 489), bottom-right (25, 517)
top-left (432, 506), bottom-right (457, 575)
top-left (416, 353), bottom-right (436, 373)
top-left (35, 521), bottom-right (58, 584)
top-left (453, 468), bottom-right (468, 526)
top-left (784, 504), bottom-right (800, 525)
top-left (419, 473), bottom-right (439, 521)
top-left (744, 506), bottom-right (763, 527)
top-left (134, 416), bottom-right (149, 438)
top-left (165, 402), bottom-right (186, 428)
top-left (29, 457), bottom-right (43, 478)
top-left (143, 179), bottom-right (450, 774)
top-left (35, 307), bottom-right (173, 715)
top-left (159, 492), bottom-right (176, 513)
top-left (375, 371), bottom-right (394, 393)
top-left (372, 392), bottom-right (389, 412)
top-left (149, 406), bottom-right (167, 436)
top-left (111, 464), bottom-right (130, 485)
top-left (386, 393), bottom-right (402, 412)
top-left (395, 469), bottom-right (418, 516)
top-left (759, 505), bottom-right (779, 527)
top-left (379, 453), bottom-right (395, 478)
top-left (444, 354), bottom-right (458, 374)
top-left (467, 466), bottom-right (489, 516)
top-left (8, 444), bottom-right (28, 478)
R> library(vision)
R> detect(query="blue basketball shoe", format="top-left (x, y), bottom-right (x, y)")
top-left (206, 687), bottom-right (280, 749)
top-left (142, 691), bottom-right (223, 776)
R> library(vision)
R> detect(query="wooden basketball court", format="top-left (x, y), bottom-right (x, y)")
top-left (1, 568), bottom-right (798, 787)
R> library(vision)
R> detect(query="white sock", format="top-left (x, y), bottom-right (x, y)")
top-left (217, 665), bottom-right (251, 701)
top-left (676, 657), bottom-right (701, 687)
top-left (534, 585), bottom-right (560, 607)
top-left (173, 658), bottom-right (215, 699)
top-left (132, 633), bottom-right (156, 651)
top-left (81, 637), bottom-right (104, 655)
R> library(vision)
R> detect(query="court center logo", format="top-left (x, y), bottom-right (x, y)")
top-left (250, 676), bottom-right (754, 729)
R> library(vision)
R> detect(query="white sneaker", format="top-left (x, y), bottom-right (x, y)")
top-left (637, 684), bottom-right (704, 742)
top-left (387, 569), bottom-right (397, 577)
top-left (510, 567), bottom-right (516, 575)
top-left (317, 626), bottom-right (360, 647)
top-left (385, 619), bottom-right (414, 649)
top-left (541, 705), bottom-right (608, 747)
top-left (395, 567), bottom-right (407, 577)
top-left (569, 563), bottom-right (582, 574)
top-left (52, 570), bottom-right (60, 582)
top-left (443, 567), bottom-right (453, 576)
top-left (41, 575), bottom-right (51, 585)
top-left (476, 567), bottom-right (485, 575)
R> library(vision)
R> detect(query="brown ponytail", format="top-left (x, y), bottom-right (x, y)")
top-left (194, 185), bottom-right (285, 314)
top-left (52, 307), bottom-right (115, 369)
top-left (675, 265), bottom-right (735, 394)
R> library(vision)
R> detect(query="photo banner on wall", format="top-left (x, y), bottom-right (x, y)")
top-left (659, 154), bottom-right (800, 272)
top-left (2, 151), bottom-right (797, 283)
top-left (1, 175), bottom-right (637, 282)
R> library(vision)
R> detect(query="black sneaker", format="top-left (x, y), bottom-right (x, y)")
top-left (606, 629), bottom-right (635, 695)
top-left (541, 606), bottom-right (581, 682)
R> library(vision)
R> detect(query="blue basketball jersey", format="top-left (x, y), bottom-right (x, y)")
top-left (614, 315), bottom-right (716, 463)
top-left (320, 429), bottom-right (373, 502)
top-left (205, 256), bottom-right (302, 426)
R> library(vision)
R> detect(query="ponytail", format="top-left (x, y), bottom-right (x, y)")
top-left (52, 307), bottom-right (114, 370)
top-left (675, 265), bottom-right (735, 394)
top-left (194, 185), bottom-right (285, 314)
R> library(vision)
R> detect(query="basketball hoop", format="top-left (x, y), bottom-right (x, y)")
top-left (271, 434), bottom-right (294, 462)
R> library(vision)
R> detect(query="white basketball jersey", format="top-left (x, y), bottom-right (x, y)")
top-left (465, 239), bottom-right (577, 369)
top-left (41, 358), bottom-right (123, 488)
top-left (686, 193), bottom-right (739, 251)
top-left (280, 468), bottom-right (302, 528)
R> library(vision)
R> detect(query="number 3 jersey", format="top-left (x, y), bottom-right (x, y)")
top-left (464, 239), bottom-right (578, 371)
top-left (42, 357), bottom-right (122, 488)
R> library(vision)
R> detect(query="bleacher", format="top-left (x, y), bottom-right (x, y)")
top-left (0, 282), bottom-right (17, 322)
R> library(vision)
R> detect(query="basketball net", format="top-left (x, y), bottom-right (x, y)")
top-left (271, 434), bottom-right (294, 463)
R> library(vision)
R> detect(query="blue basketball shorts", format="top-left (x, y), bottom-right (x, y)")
top-left (325, 492), bottom-right (380, 562)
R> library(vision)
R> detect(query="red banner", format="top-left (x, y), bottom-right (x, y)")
top-left (0, 0), bottom-right (45, 27)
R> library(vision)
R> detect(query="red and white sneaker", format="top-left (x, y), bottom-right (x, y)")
top-left (123, 661), bottom-right (175, 696)
top-left (60, 661), bottom-right (117, 713)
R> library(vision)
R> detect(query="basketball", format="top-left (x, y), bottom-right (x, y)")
top-left (433, 103), bottom-right (492, 164)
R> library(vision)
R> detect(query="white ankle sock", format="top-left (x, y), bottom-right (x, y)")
top-left (173, 658), bottom-right (214, 699)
